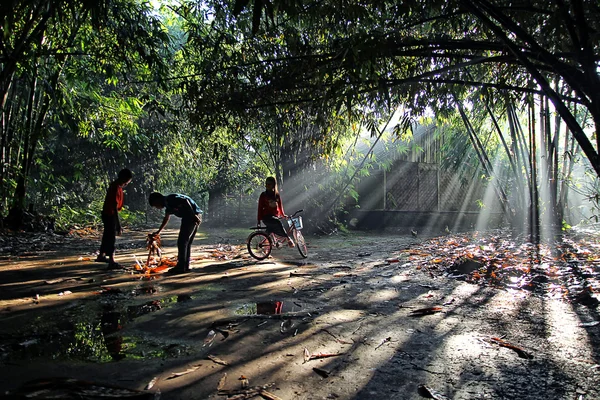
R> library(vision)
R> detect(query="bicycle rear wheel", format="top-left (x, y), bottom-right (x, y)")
top-left (248, 232), bottom-right (272, 260)
top-left (294, 230), bottom-right (308, 258)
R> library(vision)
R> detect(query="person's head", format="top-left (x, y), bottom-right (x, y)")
top-left (117, 168), bottom-right (133, 186)
top-left (148, 192), bottom-right (165, 209)
top-left (265, 176), bottom-right (278, 194)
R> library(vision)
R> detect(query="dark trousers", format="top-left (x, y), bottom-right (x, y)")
top-left (99, 213), bottom-right (117, 256)
top-left (262, 215), bottom-right (291, 239)
top-left (177, 216), bottom-right (200, 271)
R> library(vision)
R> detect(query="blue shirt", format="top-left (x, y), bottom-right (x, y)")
top-left (165, 194), bottom-right (202, 219)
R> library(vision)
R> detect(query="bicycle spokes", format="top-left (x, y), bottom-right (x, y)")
top-left (248, 231), bottom-right (272, 260)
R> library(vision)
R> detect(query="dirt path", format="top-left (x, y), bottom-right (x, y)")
top-left (0, 227), bottom-right (598, 399)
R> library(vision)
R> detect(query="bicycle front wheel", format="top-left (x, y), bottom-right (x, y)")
top-left (294, 230), bottom-right (308, 258)
top-left (247, 232), bottom-right (272, 260)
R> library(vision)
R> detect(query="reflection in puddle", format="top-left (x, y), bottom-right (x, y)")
top-left (101, 306), bottom-right (124, 361)
top-left (1, 296), bottom-right (185, 363)
top-left (257, 301), bottom-right (283, 315)
top-left (235, 300), bottom-right (301, 316)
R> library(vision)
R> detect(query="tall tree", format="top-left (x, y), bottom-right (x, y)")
top-left (223, 0), bottom-right (600, 177)
top-left (1, 0), bottom-right (170, 227)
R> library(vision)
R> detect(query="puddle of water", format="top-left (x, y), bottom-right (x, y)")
top-left (234, 300), bottom-right (304, 316)
top-left (131, 283), bottom-right (163, 296)
top-left (0, 295), bottom-right (185, 363)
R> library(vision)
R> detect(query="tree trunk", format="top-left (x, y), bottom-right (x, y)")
top-left (529, 99), bottom-right (540, 242)
top-left (457, 100), bottom-right (509, 217)
top-left (464, 0), bottom-right (600, 178)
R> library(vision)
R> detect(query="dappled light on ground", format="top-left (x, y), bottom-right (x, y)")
top-left (0, 227), bottom-right (599, 399)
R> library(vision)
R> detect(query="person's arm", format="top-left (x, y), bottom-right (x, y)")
top-left (114, 185), bottom-right (123, 235)
top-left (257, 194), bottom-right (265, 224)
top-left (277, 196), bottom-right (286, 217)
top-left (153, 214), bottom-right (170, 236)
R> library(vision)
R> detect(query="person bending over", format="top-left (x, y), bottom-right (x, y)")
top-left (257, 176), bottom-right (294, 247)
top-left (149, 192), bottom-right (202, 274)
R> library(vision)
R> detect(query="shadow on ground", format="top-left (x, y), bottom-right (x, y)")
top-left (0, 227), bottom-right (598, 399)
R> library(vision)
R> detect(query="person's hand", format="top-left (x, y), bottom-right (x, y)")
top-left (194, 214), bottom-right (201, 224)
top-left (116, 227), bottom-right (123, 236)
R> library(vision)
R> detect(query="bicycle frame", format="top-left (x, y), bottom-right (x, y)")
top-left (247, 210), bottom-right (307, 259)
top-left (268, 231), bottom-right (291, 248)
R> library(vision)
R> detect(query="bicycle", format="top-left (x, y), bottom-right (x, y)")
top-left (247, 210), bottom-right (308, 260)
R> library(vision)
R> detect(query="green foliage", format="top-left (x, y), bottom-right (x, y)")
top-left (0, 0), bottom-right (173, 228)
top-left (68, 321), bottom-right (112, 362)
top-left (119, 208), bottom-right (147, 227)
top-left (3, 0), bottom-right (599, 233)
top-left (53, 201), bottom-right (102, 231)
top-left (52, 201), bottom-right (144, 231)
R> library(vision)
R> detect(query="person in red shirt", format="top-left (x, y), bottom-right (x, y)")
top-left (96, 168), bottom-right (133, 268)
top-left (257, 176), bottom-right (294, 247)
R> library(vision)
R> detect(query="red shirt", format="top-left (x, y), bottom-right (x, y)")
top-left (102, 181), bottom-right (124, 216)
top-left (257, 191), bottom-right (285, 221)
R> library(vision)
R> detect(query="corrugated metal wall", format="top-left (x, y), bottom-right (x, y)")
top-left (358, 160), bottom-right (488, 213)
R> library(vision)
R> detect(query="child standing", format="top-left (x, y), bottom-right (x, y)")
top-left (96, 168), bottom-right (133, 269)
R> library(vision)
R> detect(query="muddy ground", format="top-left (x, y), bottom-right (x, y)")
top-left (0, 225), bottom-right (599, 400)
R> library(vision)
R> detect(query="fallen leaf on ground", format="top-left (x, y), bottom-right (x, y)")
top-left (203, 330), bottom-right (217, 347)
top-left (260, 390), bottom-right (283, 400)
top-left (580, 321), bottom-right (599, 327)
top-left (144, 376), bottom-right (158, 390)
top-left (308, 352), bottom-right (344, 361)
top-left (303, 348), bottom-right (311, 363)
top-left (375, 337), bottom-right (392, 350)
top-left (167, 366), bottom-right (200, 379)
top-left (442, 298), bottom-right (455, 306)
top-left (489, 337), bottom-right (533, 359)
top-left (217, 373), bottom-right (227, 390)
top-left (409, 307), bottom-right (443, 316)
top-left (207, 355), bottom-right (229, 365)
